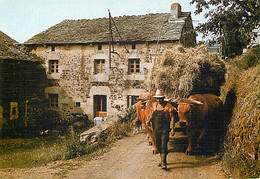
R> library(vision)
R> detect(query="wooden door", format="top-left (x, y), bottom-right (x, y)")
top-left (94, 95), bottom-right (107, 117)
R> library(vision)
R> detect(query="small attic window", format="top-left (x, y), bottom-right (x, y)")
top-left (51, 46), bottom-right (55, 51)
top-left (132, 44), bottom-right (136, 49)
top-left (76, 102), bottom-right (81, 107)
top-left (98, 44), bottom-right (102, 50)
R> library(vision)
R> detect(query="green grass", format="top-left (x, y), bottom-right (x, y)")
top-left (0, 121), bottom-right (132, 169)
top-left (222, 142), bottom-right (260, 178)
top-left (0, 136), bottom-right (71, 168)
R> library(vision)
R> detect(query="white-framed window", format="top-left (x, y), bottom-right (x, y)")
top-left (129, 59), bottom-right (140, 74)
top-left (94, 59), bottom-right (105, 74)
top-left (49, 60), bottom-right (59, 73)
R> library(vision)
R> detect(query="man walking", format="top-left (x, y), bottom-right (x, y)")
top-left (148, 89), bottom-right (175, 170)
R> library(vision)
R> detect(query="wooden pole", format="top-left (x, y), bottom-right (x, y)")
top-left (108, 10), bottom-right (112, 69)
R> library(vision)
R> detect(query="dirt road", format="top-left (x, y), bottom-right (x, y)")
top-left (0, 131), bottom-right (226, 179)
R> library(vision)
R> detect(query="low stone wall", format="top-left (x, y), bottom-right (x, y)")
top-left (80, 112), bottom-right (127, 143)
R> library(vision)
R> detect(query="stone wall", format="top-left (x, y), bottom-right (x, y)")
top-left (0, 59), bottom-right (47, 137)
top-left (30, 42), bottom-right (179, 120)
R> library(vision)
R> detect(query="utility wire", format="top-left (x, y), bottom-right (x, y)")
top-left (147, 17), bottom-right (166, 124)
top-left (109, 10), bottom-right (129, 53)
top-left (108, 11), bottom-right (115, 53)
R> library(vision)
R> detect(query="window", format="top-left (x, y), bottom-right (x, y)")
top-left (10, 102), bottom-right (18, 120)
top-left (132, 44), bottom-right (136, 49)
top-left (76, 102), bottom-right (81, 107)
top-left (49, 60), bottom-right (59, 73)
top-left (98, 44), bottom-right (102, 50)
top-left (51, 46), bottom-right (55, 51)
top-left (94, 59), bottom-right (105, 74)
top-left (127, 95), bottom-right (139, 108)
top-left (129, 59), bottom-right (140, 74)
top-left (49, 94), bottom-right (58, 109)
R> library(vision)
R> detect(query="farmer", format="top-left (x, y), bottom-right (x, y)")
top-left (147, 89), bottom-right (175, 170)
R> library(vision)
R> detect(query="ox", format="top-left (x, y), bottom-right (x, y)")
top-left (132, 119), bottom-right (142, 135)
top-left (177, 94), bottom-right (224, 155)
top-left (133, 92), bottom-right (158, 154)
top-left (133, 92), bottom-right (178, 154)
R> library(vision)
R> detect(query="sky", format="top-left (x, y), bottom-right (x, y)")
top-left (0, 0), bottom-right (207, 43)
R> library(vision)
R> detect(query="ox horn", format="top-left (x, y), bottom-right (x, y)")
top-left (190, 99), bottom-right (203, 105)
top-left (171, 98), bottom-right (180, 102)
top-left (178, 102), bottom-right (189, 105)
top-left (137, 97), bottom-right (146, 101)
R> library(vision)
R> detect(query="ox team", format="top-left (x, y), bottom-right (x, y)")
top-left (134, 89), bottom-right (224, 170)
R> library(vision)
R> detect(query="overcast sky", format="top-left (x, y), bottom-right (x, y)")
top-left (0, 0), bottom-right (207, 43)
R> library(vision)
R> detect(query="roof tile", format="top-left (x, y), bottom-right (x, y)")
top-left (25, 12), bottom-right (190, 44)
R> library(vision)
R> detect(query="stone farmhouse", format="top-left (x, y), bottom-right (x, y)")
top-left (24, 3), bottom-right (196, 121)
top-left (0, 31), bottom-right (47, 137)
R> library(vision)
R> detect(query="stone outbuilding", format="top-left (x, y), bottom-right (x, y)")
top-left (0, 31), bottom-right (47, 137)
top-left (24, 3), bottom-right (196, 120)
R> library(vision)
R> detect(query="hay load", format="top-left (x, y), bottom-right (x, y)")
top-left (148, 45), bottom-right (226, 98)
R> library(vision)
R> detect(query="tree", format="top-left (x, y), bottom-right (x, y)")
top-left (191, 0), bottom-right (260, 58)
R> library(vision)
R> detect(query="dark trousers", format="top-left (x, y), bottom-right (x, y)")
top-left (154, 131), bottom-right (169, 154)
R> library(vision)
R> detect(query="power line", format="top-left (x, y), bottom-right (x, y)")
top-left (147, 16), bottom-right (166, 124)
top-left (108, 10), bottom-right (129, 53)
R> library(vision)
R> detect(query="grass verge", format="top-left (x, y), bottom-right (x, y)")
top-left (0, 120), bottom-right (132, 169)
top-left (220, 45), bottom-right (259, 178)
top-left (222, 141), bottom-right (260, 178)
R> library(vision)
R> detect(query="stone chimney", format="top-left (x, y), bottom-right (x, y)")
top-left (170, 3), bottom-right (181, 18)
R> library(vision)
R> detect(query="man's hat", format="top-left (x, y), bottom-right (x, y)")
top-left (153, 89), bottom-right (165, 98)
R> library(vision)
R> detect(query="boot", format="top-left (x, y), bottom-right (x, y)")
top-left (160, 154), bottom-right (167, 169)
top-left (157, 154), bottom-right (167, 166)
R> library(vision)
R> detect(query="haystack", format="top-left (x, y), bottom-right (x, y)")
top-left (147, 45), bottom-right (226, 98)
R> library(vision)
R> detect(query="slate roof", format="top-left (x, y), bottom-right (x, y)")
top-left (0, 31), bottom-right (41, 61)
top-left (25, 12), bottom-right (191, 45)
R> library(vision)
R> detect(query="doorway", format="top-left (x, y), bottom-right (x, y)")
top-left (94, 95), bottom-right (107, 117)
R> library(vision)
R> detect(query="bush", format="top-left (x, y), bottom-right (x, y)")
top-left (72, 113), bottom-right (94, 131)
top-left (65, 118), bottom-right (132, 160)
top-left (232, 45), bottom-right (259, 70)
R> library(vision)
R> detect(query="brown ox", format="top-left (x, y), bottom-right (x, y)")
top-left (177, 94), bottom-right (224, 155)
top-left (133, 92), bottom-right (158, 153)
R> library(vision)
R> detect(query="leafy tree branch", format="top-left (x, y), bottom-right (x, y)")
top-left (191, 0), bottom-right (260, 58)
